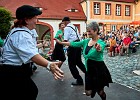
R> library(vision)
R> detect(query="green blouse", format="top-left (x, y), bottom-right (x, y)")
top-left (55, 30), bottom-right (64, 41)
top-left (0, 37), bottom-right (4, 47)
top-left (70, 38), bottom-right (106, 71)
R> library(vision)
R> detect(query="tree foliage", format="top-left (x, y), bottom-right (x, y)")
top-left (0, 7), bottom-right (12, 39)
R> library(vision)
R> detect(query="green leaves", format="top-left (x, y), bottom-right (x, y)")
top-left (0, 7), bottom-right (12, 39)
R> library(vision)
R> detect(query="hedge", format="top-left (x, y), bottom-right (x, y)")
top-left (0, 7), bottom-right (12, 39)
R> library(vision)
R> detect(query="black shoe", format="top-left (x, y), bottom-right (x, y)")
top-left (71, 81), bottom-right (83, 86)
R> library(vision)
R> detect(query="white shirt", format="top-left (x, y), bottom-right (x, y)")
top-left (31, 29), bottom-right (39, 52)
top-left (2, 27), bottom-right (39, 66)
top-left (64, 23), bottom-right (81, 42)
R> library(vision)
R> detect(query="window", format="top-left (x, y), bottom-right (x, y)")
top-left (116, 4), bottom-right (121, 16)
top-left (105, 3), bottom-right (111, 15)
top-left (94, 2), bottom-right (101, 15)
top-left (123, 25), bottom-right (127, 30)
top-left (125, 5), bottom-right (130, 16)
top-left (111, 25), bottom-right (117, 31)
top-left (67, 8), bottom-right (78, 12)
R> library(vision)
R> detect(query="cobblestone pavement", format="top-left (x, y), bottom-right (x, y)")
top-left (103, 47), bottom-right (140, 92)
top-left (64, 46), bottom-right (140, 91)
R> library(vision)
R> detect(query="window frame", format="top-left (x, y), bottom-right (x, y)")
top-left (93, 2), bottom-right (101, 15)
top-left (111, 25), bottom-right (117, 31)
top-left (105, 3), bottom-right (111, 15)
top-left (116, 4), bottom-right (121, 16)
top-left (125, 5), bottom-right (130, 16)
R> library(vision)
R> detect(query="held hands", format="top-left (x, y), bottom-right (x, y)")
top-left (49, 62), bottom-right (64, 80)
top-left (53, 38), bottom-right (61, 44)
top-left (58, 34), bottom-right (62, 38)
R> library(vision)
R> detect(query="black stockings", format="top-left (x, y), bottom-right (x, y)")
top-left (97, 90), bottom-right (106, 100)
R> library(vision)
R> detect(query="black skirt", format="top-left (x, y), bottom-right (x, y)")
top-left (51, 43), bottom-right (66, 62)
top-left (85, 59), bottom-right (113, 91)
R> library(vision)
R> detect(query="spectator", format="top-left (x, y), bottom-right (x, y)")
top-left (109, 36), bottom-right (116, 57)
top-left (134, 27), bottom-right (140, 40)
top-left (115, 35), bottom-right (122, 55)
top-left (120, 32), bottom-right (131, 56)
top-left (129, 37), bottom-right (137, 53)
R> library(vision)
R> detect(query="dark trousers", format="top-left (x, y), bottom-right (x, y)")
top-left (0, 63), bottom-right (38, 100)
top-left (67, 46), bottom-right (86, 82)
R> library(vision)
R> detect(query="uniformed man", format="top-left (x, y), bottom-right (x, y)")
top-left (62, 17), bottom-right (86, 86)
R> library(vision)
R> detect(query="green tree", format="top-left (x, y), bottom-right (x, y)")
top-left (0, 7), bottom-right (12, 39)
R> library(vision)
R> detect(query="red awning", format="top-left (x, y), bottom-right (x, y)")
top-left (130, 21), bottom-right (140, 25)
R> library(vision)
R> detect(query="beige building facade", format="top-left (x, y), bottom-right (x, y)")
top-left (81, 0), bottom-right (140, 33)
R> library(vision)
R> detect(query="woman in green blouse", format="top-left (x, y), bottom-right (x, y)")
top-left (51, 22), bottom-right (66, 68)
top-left (55, 21), bottom-right (112, 100)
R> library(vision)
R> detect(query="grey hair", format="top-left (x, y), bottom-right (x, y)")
top-left (86, 21), bottom-right (100, 35)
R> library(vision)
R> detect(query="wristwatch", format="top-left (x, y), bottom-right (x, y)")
top-left (46, 61), bottom-right (52, 71)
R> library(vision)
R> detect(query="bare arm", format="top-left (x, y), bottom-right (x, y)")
top-left (31, 54), bottom-right (49, 67)
top-left (54, 38), bottom-right (70, 46)
top-left (31, 54), bottom-right (64, 80)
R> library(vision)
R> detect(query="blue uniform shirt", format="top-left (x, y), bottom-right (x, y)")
top-left (31, 29), bottom-right (39, 52)
top-left (2, 27), bottom-right (39, 66)
top-left (64, 23), bottom-right (81, 42)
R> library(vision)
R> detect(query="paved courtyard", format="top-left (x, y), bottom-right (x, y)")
top-left (104, 47), bottom-right (140, 91)
top-left (32, 46), bottom-right (140, 100)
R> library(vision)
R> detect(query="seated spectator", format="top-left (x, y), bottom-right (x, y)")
top-left (99, 34), bottom-right (105, 41)
top-left (109, 36), bottom-right (116, 57)
top-left (134, 27), bottom-right (140, 41)
top-left (115, 36), bottom-right (122, 55)
top-left (129, 37), bottom-right (137, 53)
top-left (120, 32), bottom-right (131, 56)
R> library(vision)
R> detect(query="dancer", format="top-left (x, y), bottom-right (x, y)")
top-left (55, 21), bottom-right (112, 100)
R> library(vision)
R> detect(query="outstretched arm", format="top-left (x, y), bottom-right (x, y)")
top-left (31, 54), bottom-right (64, 80)
top-left (54, 38), bottom-right (70, 46)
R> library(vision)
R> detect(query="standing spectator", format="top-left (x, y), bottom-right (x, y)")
top-left (0, 5), bottom-right (63, 100)
top-left (54, 21), bottom-right (112, 100)
top-left (51, 22), bottom-right (66, 68)
top-left (62, 17), bottom-right (86, 86)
